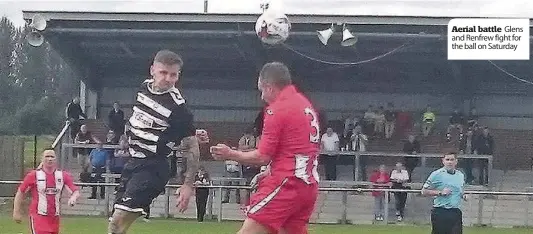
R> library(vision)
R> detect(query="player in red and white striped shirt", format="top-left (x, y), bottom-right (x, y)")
top-left (13, 149), bottom-right (80, 234)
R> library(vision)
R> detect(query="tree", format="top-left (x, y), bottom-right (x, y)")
top-left (0, 17), bottom-right (17, 115)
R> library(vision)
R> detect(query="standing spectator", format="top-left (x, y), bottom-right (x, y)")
top-left (223, 157), bottom-right (241, 204)
top-left (239, 127), bottom-right (259, 204)
top-left (475, 127), bottom-right (494, 185)
top-left (466, 108), bottom-right (479, 129)
top-left (390, 162), bottom-right (409, 222)
top-left (321, 127), bottom-right (340, 180)
top-left (421, 106), bottom-right (436, 137)
top-left (370, 165), bottom-right (391, 221)
top-left (395, 107), bottom-right (412, 139)
top-left (446, 108), bottom-right (465, 142)
top-left (194, 166), bottom-right (211, 222)
top-left (350, 126), bottom-right (368, 152)
top-left (384, 103), bottom-right (396, 139)
top-left (88, 143), bottom-right (110, 200)
top-left (66, 97), bottom-right (87, 140)
top-left (363, 105), bottom-right (376, 136)
top-left (459, 129), bottom-right (476, 184)
top-left (108, 102), bottom-right (125, 136)
top-left (374, 106), bottom-right (386, 138)
top-left (403, 134), bottom-right (421, 181)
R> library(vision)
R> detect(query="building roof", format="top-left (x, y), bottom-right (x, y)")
top-left (21, 11), bottom-right (533, 94)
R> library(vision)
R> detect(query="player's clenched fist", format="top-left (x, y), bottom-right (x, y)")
top-left (195, 129), bottom-right (210, 144)
top-left (210, 144), bottom-right (232, 160)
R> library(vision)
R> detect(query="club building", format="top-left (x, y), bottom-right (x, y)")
top-left (21, 10), bottom-right (533, 225)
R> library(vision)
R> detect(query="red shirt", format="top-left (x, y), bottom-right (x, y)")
top-left (19, 169), bottom-right (78, 216)
top-left (370, 171), bottom-right (391, 197)
top-left (258, 85), bottom-right (320, 185)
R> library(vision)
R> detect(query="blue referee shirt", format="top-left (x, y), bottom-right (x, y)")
top-left (423, 167), bottom-right (465, 209)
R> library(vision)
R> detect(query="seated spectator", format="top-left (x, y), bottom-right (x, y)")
top-left (111, 135), bottom-right (130, 174)
top-left (106, 130), bottom-right (119, 145)
top-left (384, 103), bottom-right (396, 139)
top-left (321, 127), bottom-right (340, 180)
top-left (370, 165), bottom-right (391, 221)
top-left (88, 143), bottom-right (110, 199)
top-left (466, 107), bottom-right (479, 130)
top-left (390, 162), bottom-right (409, 222)
top-left (75, 124), bottom-right (100, 173)
top-left (421, 106), bottom-right (436, 137)
top-left (446, 108), bottom-right (465, 142)
top-left (402, 134), bottom-right (421, 181)
top-left (194, 166), bottom-right (211, 222)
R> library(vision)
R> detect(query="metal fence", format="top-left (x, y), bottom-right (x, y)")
top-left (2, 180), bottom-right (533, 227)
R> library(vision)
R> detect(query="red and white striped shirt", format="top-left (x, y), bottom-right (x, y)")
top-left (19, 169), bottom-right (78, 216)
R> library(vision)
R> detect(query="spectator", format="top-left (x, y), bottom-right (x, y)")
top-left (421, 106), bottom-right (436, 137)
top-left (66, 97), bottom-right (87, 140)
top-left (395, 107), bottom-right (412, 139)
top-left (342, 123), bottom-right (355, 150)
top-left (223, 155), bottom-right (241, 204)
top-left (475, 127), bottom-right (494, 184)
top-left (374, 106), bottom-right (385, 138)
top-left (402, 134), bottom-right (421, 181)
top-left (194, 166), bottom-right (211, 222)
top-left (108, 102), bottom-right (125, 136)
top-left (111, 135), bottom-right (130, 175)
top-left (370, 165), bottom-right (391, 221)
top-left (466, 108), bottom-right (479, 130)
top-left (459, 129), bottom-right (475, 184)
top-left (363, 105), bottom-right (376, 136)
top-left (350, 126), bottom-right (368, 152)
top-left (75, 124), bottom-right (100, 173)
top-left (384, 103), bottom-right (396, 139)
top-left (88, 143), bottom-right (110, 200)
top-left (390, 162), bottom-right (409, 222)
top-left (321, 127), bottom-right (340, 180)
top-left (446, 108), bottom-right (465, 142)
top-left (240, 127), bottom-right (260, 205)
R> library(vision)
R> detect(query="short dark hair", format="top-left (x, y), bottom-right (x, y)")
top-left (443, 152), bottom-right (457, 158)
top-left (154, 50), bottom-right (184, 67)
top-left (259, 62), bottom-right (292, 88)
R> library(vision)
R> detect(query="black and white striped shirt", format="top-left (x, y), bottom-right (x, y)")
top-left (127, 79), bottom-right (196, 159)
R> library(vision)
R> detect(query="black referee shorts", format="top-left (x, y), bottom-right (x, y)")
top-left (113, 157), bottom-right (170, 215)
top-left (431, 207), bottom-right (463, 234)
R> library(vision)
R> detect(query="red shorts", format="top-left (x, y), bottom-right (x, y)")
top-left (30, 214), bottom-right (59, 234)
top-left (246, 176), bottom-right (318, 234)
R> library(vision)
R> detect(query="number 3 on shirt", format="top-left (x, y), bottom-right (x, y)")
top-left (304, 107), bottom-right (320, 143)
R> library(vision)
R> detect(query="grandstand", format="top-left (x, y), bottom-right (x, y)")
top-left (10, 10), bottom-right (533, 229)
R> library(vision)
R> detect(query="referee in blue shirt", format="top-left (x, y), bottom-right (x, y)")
top-left (422, 152), bottom-right (467, 234)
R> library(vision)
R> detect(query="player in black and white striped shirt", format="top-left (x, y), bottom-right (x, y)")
top-left (108, 50), bottom-right (208, 234)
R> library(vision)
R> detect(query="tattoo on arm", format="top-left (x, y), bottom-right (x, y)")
top-left (180, 136), bottom-right (200, 186)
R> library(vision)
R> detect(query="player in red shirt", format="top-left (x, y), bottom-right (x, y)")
top-left (13, 149), bottom-right (80, 234)
top-left (211, 62), bottom-right (321, 234)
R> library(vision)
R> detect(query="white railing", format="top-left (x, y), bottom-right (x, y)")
top-left (52, 121), bottom-right (71, 149)
top-left (1, 180), bottom-right (533, 226)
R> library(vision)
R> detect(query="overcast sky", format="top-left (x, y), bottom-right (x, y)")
top-left (1, 0), bottom-right (532, 27)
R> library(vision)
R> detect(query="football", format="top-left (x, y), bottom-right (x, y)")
top-left (255, 10), bottom-right (291, 45)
